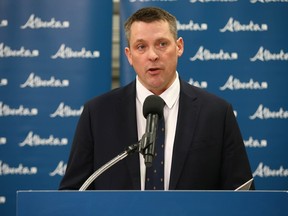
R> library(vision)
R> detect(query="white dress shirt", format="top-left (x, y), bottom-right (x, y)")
top-left (136, 72), bottom-right (180, 190)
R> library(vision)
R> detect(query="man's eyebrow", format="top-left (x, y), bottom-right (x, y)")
top-left (131, 39), bottom-right (146, 46)
top-left (135, 39), bottom-right (145, 43)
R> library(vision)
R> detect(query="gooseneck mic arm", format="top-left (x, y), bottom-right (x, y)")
top-left (79, 142), bottom-right (140, 191)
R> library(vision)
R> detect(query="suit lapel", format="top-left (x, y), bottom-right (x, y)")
top-left (119, 81), bottom-right (141, 189)
top-left (169, 81), bottom-right (200, 189)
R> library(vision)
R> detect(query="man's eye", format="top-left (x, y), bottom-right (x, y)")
top-left (159, 42), bottom-right (167, 47)
top-left (137, 45), bottom-right (145, 51)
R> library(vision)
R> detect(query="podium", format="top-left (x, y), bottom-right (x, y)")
top-left (17, 191), bottom-right (288, 216)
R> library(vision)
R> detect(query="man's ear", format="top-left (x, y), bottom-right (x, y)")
top-left (176, 37), bottom-right (184, 57)
top-left (125, 47), bottom-right (133, 66)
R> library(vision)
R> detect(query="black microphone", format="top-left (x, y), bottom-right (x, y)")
top-left (142, 95), bottom-right (165, 168)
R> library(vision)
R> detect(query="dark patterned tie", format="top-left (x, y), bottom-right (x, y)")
top-left (145, 116), bottom-right (165, 190)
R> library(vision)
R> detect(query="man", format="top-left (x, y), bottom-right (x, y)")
top-left (59, 7), bottom-right (254, 190)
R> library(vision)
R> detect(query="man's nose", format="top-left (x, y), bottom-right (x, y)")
top-left (148, 48), bottom-right (159, 61)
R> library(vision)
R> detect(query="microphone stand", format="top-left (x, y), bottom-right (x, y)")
top-left (79, 137), bottom-right (149, 191)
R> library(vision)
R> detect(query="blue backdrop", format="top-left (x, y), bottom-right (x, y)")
top-left (0, 0), bottom-right (113, 215)
top-left (120, 1), bottom-right (288, 190)
top-left (1, 0), bottom-right (288, 215)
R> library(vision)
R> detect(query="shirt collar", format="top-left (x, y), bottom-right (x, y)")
top-left (136, 72), bottom-right (180, 109)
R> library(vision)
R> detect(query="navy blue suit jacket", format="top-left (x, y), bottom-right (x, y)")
top-left (59, 79), bottom-right (253, 190)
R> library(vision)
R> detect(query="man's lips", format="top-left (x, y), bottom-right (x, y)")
top-left (147, 67), bottom-right (161, 74)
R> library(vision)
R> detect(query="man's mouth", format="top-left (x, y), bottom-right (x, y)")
top-left (148, 67), bottom-right (161, 72)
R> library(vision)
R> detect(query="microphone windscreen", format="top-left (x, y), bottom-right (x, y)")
top-left (143, 95), bottom-right (165, 119)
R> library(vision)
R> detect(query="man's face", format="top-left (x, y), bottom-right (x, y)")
top-left (125, 20), bottom-right (184, 95)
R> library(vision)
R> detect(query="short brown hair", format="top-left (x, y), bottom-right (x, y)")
top-left (124, 7), bottom-right (178, 47)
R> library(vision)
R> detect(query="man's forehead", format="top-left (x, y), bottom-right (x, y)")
top-left (130, 21), bottom-right (170, 36)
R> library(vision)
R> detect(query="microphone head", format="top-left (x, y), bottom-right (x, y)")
top-left (143, 95), bottom-right (165, 119)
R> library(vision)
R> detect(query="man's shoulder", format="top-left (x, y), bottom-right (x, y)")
top-left (85, 81), bottom-right (136, 108)
top-left (180, 80), bottom-right (229, 106)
